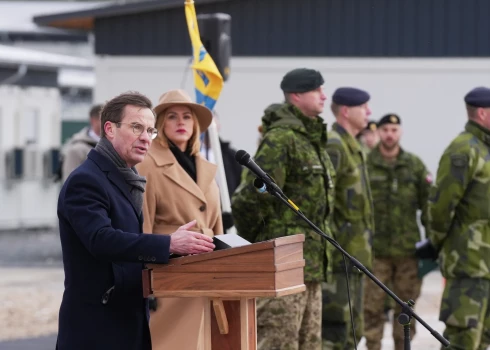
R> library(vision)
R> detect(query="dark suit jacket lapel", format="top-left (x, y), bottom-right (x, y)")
top-left (87, 150), bottom-right (143, 224)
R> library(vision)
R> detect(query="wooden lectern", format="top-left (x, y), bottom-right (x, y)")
top-left (142, 234), bottom-right (306, 350)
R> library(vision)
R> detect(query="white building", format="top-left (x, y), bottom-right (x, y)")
top-left (0, 44), bottom-right (93, 230)
top-left (0, 1), bottom-right (104, 230)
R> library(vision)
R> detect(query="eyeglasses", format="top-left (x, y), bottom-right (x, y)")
top-left (114, 122), bottom-right (158, 140)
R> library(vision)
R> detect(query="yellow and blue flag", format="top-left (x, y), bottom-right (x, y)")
top-left (184, 0), bottom-right (223, 111)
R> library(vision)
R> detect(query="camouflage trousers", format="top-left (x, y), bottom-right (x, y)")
top-left (322, 271), bottom-right (364, 350)
top-left (439, 278), bottom-right (490, 350)
top-left (257, 281), bottom-right (322, 350)
top-left (363, 257), bottom-right (422, 350)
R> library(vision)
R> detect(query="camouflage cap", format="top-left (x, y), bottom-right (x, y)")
top-left (464, 87), bottom-right (490, 107)
top-left (280, 68), bottom-right (324, 93)
top-left (378, 113), bottom-right (401, 127)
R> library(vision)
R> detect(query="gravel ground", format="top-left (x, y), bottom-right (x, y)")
top-left (0, 228), bottom-right (447, 349)
top-left (0, 229), bottom-right (62, 349)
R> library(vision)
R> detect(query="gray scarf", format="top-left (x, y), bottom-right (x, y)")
top-left (95, 137), bottom-right (146, 215)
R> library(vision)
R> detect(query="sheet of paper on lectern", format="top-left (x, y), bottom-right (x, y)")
top-left (213, 233), bottom-right (251, 251)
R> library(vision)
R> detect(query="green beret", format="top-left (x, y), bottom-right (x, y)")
top-left (280, 68), bottom-right (324, 93)
top-left (378, 114), bottom-right (401, 127)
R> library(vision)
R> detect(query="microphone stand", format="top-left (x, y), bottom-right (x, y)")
top-left (258, 181), bottom-right (450, 350)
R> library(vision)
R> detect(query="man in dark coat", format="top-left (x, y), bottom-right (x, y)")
top-left (56, 91), bottom-right (215, 350)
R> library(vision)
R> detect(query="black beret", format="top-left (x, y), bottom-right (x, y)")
top-left (365, 120), bottom-right (378, 132)
top-left (378, 114), bottom-right (401, 127)
top-left (280, 68), bottom-right (324, 93)
top-left (332, 87), bottom-right (370, 107)
top-left (464, 87), bottom-right (490, 108)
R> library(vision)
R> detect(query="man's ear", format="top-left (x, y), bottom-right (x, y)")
top-left (104, 121), bottom-right (115, 140)
top-left (477, 107), bottom-right (487, 123)
top-left (340, 105), bottom-right (349, 118)
top-left (289, 93), bottom-right (300, 104)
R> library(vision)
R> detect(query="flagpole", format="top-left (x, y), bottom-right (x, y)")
top-left (184, 0), bottom-right (234, 234)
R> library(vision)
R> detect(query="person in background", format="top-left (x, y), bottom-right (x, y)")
top-left (419, 87), bottom-right (490, 350)
top-left (322, 87), bottom-right (374, 350)
top-left (363, 114), bottom-right (431, 350)
top-left (60, 104), bottom-right (103, 182)
top-left (232, 68), bottom-right (335, 350)
top-left (136, 89), bottom-right (223, 350)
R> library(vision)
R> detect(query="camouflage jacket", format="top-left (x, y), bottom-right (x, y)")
top-left (430, 120), bottom-right (490, 280)
top-left (231, 103), bottom-right (336, 282)
top-left (327, 123), bottom-right (374, 271)
top-left (358, 141), bottom-right (372, 157)
top-left (368, 147), bottom-right (431, 258)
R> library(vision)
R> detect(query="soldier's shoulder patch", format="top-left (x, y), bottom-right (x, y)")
top-left (327, 137), bottom-right (342, 146)
top-left (327, 149), bottom-right (341, 171)
top-left (450, 154), bottom-right (468, 167)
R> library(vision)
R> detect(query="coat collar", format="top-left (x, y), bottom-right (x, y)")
top-left (332, 122), bottom-right (363, 154)
top-left (147, 141), bottom-right (217, 203)
top-left (465, 120), bottom-right (490, 147)
top-left (87, 149), bottom-right (143, 223)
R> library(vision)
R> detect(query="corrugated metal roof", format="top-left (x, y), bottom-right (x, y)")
top-left (33, 0), bottom-right (490, 58)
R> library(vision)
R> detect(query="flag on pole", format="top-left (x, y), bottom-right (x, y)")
top-left (184, 0), bottom-right (223, 111)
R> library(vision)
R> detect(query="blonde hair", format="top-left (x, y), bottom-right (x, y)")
top-left (155, 107), bottom-right (201, 155)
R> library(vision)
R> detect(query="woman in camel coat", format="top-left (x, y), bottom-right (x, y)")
top-left (136, 89), bottom-right (223, 350)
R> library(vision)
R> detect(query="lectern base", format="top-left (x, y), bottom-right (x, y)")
top-left (208, 297), bottom-right (256, 350)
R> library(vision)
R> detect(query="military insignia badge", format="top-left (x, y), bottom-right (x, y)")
top-left (369, 123), bottom-right (377, 131)
top-left (390, 115), bottom-right (398, 124)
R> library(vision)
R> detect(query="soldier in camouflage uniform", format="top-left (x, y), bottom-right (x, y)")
top-left (420, 87), bottom-right (490, 350)
top-left (322, 87), bottom-right (375, 350)
top-left (231, 68), bottom-right (336, 350)
top-left (357, 120), bottom-right (379, 155)
top-left (363, 114), bottom-right (432, 350)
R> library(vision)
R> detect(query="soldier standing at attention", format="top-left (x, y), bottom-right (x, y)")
top-left (363, 114), bottom-right (432, 350)
top-left (322, 87), bottom-right (374, 350)
top-left (421, 87), bottom-right (490, 350)
top-left (232, 68), bottom-right (335, 350)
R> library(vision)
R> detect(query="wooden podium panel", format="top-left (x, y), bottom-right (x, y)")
top-left (143, 234), bottom-right (306, 349)
top-left (209, 298), bottom-right (255, 350)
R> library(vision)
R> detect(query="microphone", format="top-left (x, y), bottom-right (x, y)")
top-left (235, 150), bottom-right (285, 197)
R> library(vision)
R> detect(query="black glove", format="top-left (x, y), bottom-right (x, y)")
top-left (222, 212), bottom-right (234, 231)
top-left (415, 238), bottom-right (438, 260)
